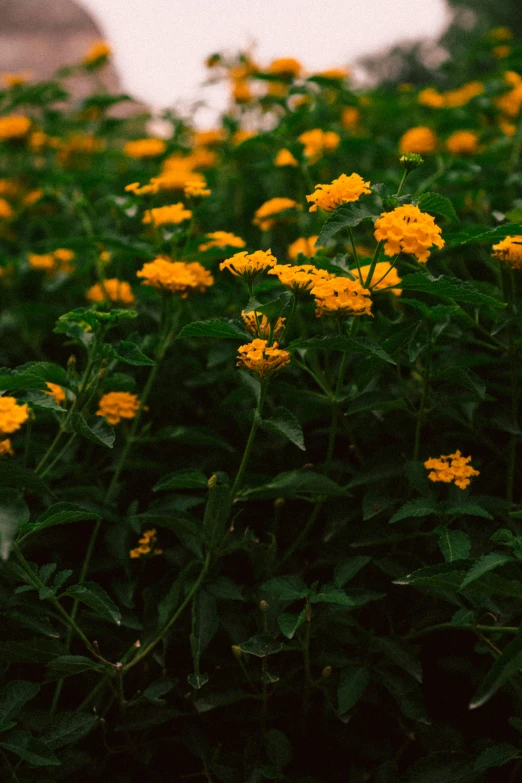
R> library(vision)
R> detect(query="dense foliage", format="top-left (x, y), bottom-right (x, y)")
top-left (1, 31), bottom-right (522, 782)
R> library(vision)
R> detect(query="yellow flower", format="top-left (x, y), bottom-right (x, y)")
top-left (0, 397), bottom-right (29, 435)
top-left (0, 439), bottom-right (14, 456)
top-left (253, 198), bottom-right (302, 231)
top-left (184, 178), bottom-right (211, 198)
top-left (0, 179), bottom-right (21, 198)
top-left (44, 383), bottom-right (66, 405)
top-left (489, 27), bottom-right (513, 42)
top-left (193, 129), bottom-right (225, 147)
top-left (424, 450), bottom-right (479, 490)
top-left (445, 130), bottom-right (480, 155)
top-left (399, 127), bottom-right (437, 155)
top-left (311, 277), bottom-right (372, 318)
top-left (268, 263), bottom-right (333, 295)
top-left (232, 130), bottom-right (257, 146)
top-left (492, 235), bottom-right (522, 270)
top-left (237, 339), bottom-right (290, 379)
top-left (142, 203), bottom-right (192, 227)
top-left (137, 257), bottom-right (213, 295)
top-left (87, 278), bottom-right (136, 305)
top-left (288, 236), bottom-right (322, 260)
top-left (99, 250), bottom-right (111, 264)
top-left (53, 248), bottom-right (75, 273)
top-left (242, 311), bottom-right (285, 340)
top-left (28, 252), bottom-right (56, 274)
top-left (493, 46), bottom-right (511, 59)
top-left (298, 129), bottom-right (340, 163)
top-left (306, 173), bottom-right (371, 213)
top-left (189, 146), bottom-right (218, 169)
top-left (274, 149), bottom-right (298, 167)
top-left (220, 249), bottom-right (276, 284)
top-left (496, 71), bottom-right (522, 117)
top-left (0, 115), bottom-right (31, 142)
top-left (374, 204), bottom-right (444, 264)
top-left (444, 81), bottom-right (484, 108)
top-left (1, 72), bottom-right (31, 88)
top-left (198, 231), bottom-right (246, 252)
top-left (0, 198), bottom-right (13, 220)
top-left (232, 79), bottom-right (252, 103)
top-left (83, 40), bottom-right (112, 66)
top-left (316, 67), bottom-right (350, 80)
top-left (125, 181), bottom-right (156, 196)
top-left (268, 58), bottom-right (302, 78)
top-left (358, 261), bottom-right (402, 296)
top-left (130, 528), bottom-right (161, 559)
top-left (96, 392), bottom-right (140, 426)
top-left (24, 189), bottom-right (43, 207)
top-left (123, 138), bottom-right (166, 158)
top-left (342, 107), bottom-right (360, 130)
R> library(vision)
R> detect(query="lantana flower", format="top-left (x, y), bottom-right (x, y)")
top-left (373, 204), bottom-right (444, 263)
top-left (424, 450), bottom-right (479, 490)
top-left (306, 173), bottom-right (371, 213)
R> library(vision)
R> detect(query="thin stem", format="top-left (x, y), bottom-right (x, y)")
top-left (277, 500), bottom-right (322, 571)
top-left (347, 228), bottom-right (363, 283)
top-left (325, 347), bottom-right (349, 472)
top-left (413, 328), bottom-right (433, 461)
top-left (302, 601), bottom-right (312, 717)
top-left (395, 169), bottom-right (408, 197)
top-left (363, 241), bottom-right (383, 288)
top-left (403, 622), bottom-right (519, 641)
top-left (231, 383), bottom-right (267, 498)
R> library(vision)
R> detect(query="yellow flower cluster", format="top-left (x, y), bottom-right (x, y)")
top-left (57, 134), bottom-right (105, 167)
top-left (492, 235), bottom-right (522, 270)
top-left (130, 528), bottom-right (162, 559)
top-left (374, 204), bottom-right (444, 263)
top-left (198, 231), bottom-right (246, 252)
top-left (445, 130), bottom-right (480, 155)
top-left (307, 173), bottom-right (371, 213)
top-left (342, 107), bottom-right (360, 131)
top-left (418, 81), bottom-right (483, 109)
top-left (496, 71), bottom-right (522, 118)
top-left (0, 397), bottom-right (29, 435)
top-left (359, 261), bottom-right (402, 295)
top-left (184, 178), bottom-right (211, 198)
top-left (96, 392), bottom-right (141, 426)
top-left (237, 339), bottom-right (291, 379)
top-left (124, 138), bottom-right (167, 159)
top-left (268, 263), bottom-right (334, 295)
top-left (83, 41), bottom-right (112, 66)
top-left (288, 236), bottom-right (322, 260)
top-left (220, 249), bottom-right (276, 283)
top-left (28, 248), bottom-right (75, 277)
top-left (45, 383), bottom-right (66, 405)
top-left (424, 450), bottom-right (479, 490)
top-left (274, 149), bottom-right (298, 167)
top-left (0, 438), bottom-right (14, 456)
top-left (0, 115), bottom-right (31, 142)
top-left (0, 198), bottom-right (13, 220)
top-left (253, 198), bottom-right (302, 230)
top-left (142, 203), bottom-right (192, 227)
top-left (87, 278), bottom-right (136, 306)
top-left (268, 58), bottom-right (302, 78)
top-left (1, 72), bottom-right (31, 88)
top-left (317, 67), bottom-right (350, 81)
top-left (399, 127), bottom-right (438, 155)
top-left (298, 129), bottom-right (340, 163)
top-left (137, 257), bottom-right (214, 295)
top-left (242, 311), bottom-right (285, 340)
top-left (311, 277), bottom-right (373, 318)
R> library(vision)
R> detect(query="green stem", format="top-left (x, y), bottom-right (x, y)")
top-left (277, 499), bottom-right (322, 571)
top-left (325, 348), bottom-right (349, 472)
top-left (395, 169), bottom-right (408, 197)
top-left (403, 622), bottom-right (519, 641)
top-left (302, 601), bottom-right (312, 716)
top-left (231, 383), bottom-right (267, 498)
top-left (413, 329), bottom-right (433, 461)
top-left (347, 228), bottom-right (363, 283)
top-left (363, 241), bottom-right (383, 288)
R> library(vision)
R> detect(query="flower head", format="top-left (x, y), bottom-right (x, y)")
top-left (492, 235), bottom-right (522, 270)
top-left (358, 261), bottom-right (402, 296)
top-left (237, 339), bottom-right (290, 379)
top-left (446, 130), bottom-right (480, 155)
top-left (306, 173), bottom-right (371, 213)
top-left (424, 450), bottom-right (479, 490)
top-left (184, 178), bottom-right (211, 198)
top-left (123, 138), bottom-right (166, 158)
top-left (399, 127), bottom-right (437, 155)
top-left (298, 129), bottom-right (340, 163)
top-left (142, 203), bottom-right (192, 227)
top-left (44, 383), bottom-right (66, 405)
top-left (87, 278), bottom-right (135, 305)
top-left (130, 527), bottom-right (162, 559)
top-left (269, 263), bottom-right (333, 295)
top-left (1, 72), bottom-right (31, 88)
top-left (268, 58), bottom-right (302, 78)
top-left (253, 198), bottom-right (302, 231)
top-left (374, 204), bottom-right (444, 263)
top-left (220, 249), bottom-right (276, 284)
top-left (0, 199), bottom-right (13, 220)
top-left (0, 115), bottom-right (31, 142)
top-left (274, 148), bottom-right (298, 167)
top-left (83, 41), bottom-right (111, 66)
top-left (198, 231), bottom-right (246, 252)
top-left (342, 107), bottom-right (360, 130)
top-left (28, 249), bottom-right (75, 277)
top-left (0, 397), bottom-right (29, 435)
top-left (137, 257), bottom-right (213, 295)
top-left (288, 236), bottom-right (322, 260)
top-left (96, 392), bottom-right (140, 426)
top-left (0, 439), bottom-right (14, 456)
top-left (242, 311), bottom-right (285, 340)
top-left (311, 276), bottom-right (373, 318)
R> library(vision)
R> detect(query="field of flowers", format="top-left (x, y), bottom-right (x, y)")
top-left (1, 30), bottom-right (522, 781)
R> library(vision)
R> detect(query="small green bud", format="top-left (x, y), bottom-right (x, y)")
top-left (259, 600), bottom-right (269, 612)
top-left (321, 665), bottom-right (332, 678)
top-left (400, 152), bottom-right (424, 171)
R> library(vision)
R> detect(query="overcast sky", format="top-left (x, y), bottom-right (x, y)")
top-left (79, 0), bottom-right (449, 122)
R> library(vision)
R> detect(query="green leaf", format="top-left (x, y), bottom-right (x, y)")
top-left (445, 222), bottom-right (522, 247)
top-left (19, 502), bottom-right (101, 539)
top-left (334, 556), bottom-right (371, 587)
top-left (292, 335), bottom-right (396, 364)
top-left (394, 563), bottom-right (466, 595)
top-left (153, 469), bottom-right (208, 491)
top-left (437, 529), bottom-right (471, 563)
top-left (389, 498), bottom-right (439, 524)
top-left (264, 729), bottom-right (292, 769)
top-left (0, 639), bottom-right (62, 664)
top-left (311, 584), bottom-right (355, 606)
top-left (337, 667), bottom-right (371, 715)
top-left (0, 489), bottom-right (29, 560)
top-left (470, 631), bottom-right (522, 709)
top-left (177, 318), bottom-right (250, 340)
top-left (0, 462), bottom-right (49, 494)
top-left (0, 730), bottom-right (60, 766)
top-left (61, 582), bottom-right (121, 625)
top-left (148, 425), bottom-right (232, 451)
top-left (399, 272), bottom-right (505, 307)
top-left (240, 470), bottom-right (346, 499)
top-left (443, 500), bottom-right (493, 520)
top-left (257, 406), bottom-right (305, 451)
top-left (375, 637), bottom-right (422, 683)
top-left (187, 672), bottom-right (209, 689)
top-left (115, 340), bottom-right (155, 366)
top-left (459, 552), bottom-right (513, 590)
top-left (277, 609), bottom-right (306, 639)
top-left (239, 634), bottom-right (283, 657)
top-left (474, 744), bottom-right (519, 772)
top-left (243, 291), bottom-right (293, 321)
top-left (65, 413), bottom-right (115, 448)
top-left (405, 752), bottom-right (474, 782)
top-left (0, 680), bottom-right (40, 725)
top-left (203, 472), bottom-right (232, 546)
top-left (46, 655), bottom-right (107, 679)
top-left (41, 712), bottom-right (97, 750)
top-left (261, 575), bottom-right (309, 601)
top-left (418, 192), bottom-right (459, 223)
top-left (191, 589), bottom-right (219, 664)
top-left (344, 391), bottom-right (404, 416)
top-left (316, 203), bottom-right (377, 246)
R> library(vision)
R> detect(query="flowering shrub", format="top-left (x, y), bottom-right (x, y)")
top-left (1, 28), bottom-right (522, 783)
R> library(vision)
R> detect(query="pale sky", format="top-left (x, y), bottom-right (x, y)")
top-left (79, 0), bottom-right (449, 123)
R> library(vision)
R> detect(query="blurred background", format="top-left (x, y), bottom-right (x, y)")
top-left (0, 0), bottom-right (520, 124)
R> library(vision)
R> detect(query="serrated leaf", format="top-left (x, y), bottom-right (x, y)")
top-left (277, 609), bottom-right (306, 639)
top-left (65, 413), bottom-right (115, 448)
top-left (45, 655), bottom-right (107, 680)
top-left (0, 639), bottom-right (62, 664)
top-left (239, 633), bottom-right (283, 657)
top-left (243, 291), bottom-right (293, 321)
top-left (261, 575), bottom-right (309, 601)
top-left (257, 406), bottom-right (305, 450)
top-left (153, 469), bottom-right (208, 491)
top-left (473, 743), bottom-right (519, 771)
top-left (400, 272), bottom-right (505, 307)
top-left (115, 340), bottom-right (155, 366)
top-left (445, 222), bottom-right (522, 247)
top-left (0, 489), bottom-right (29, 560)
top-left (311, 583), bottom-right (355, 605)
top-left (41, 713), bottom-right (97, 749)
top-left (0, 680), bottom-right (40, 725)
top-left (292, 335), bottom-right (396, 364)
top-left (61, 582), bottom-right (121, 625)
top-left (334, 556), bottom-right (371, 587)
top-left (177, 318), bottom-right (250, 340)
top-left (0, 730), bottom-right (61, 766)
top-left (418, 192), bottom-right (459, 223)
top-left (316, 203), bottom-right (377, 246)
top-left (394, 562), bottom-right (466, 594)
top-left (389, 498), bottom-right (439, 524)
top-left (459, 552), bottom-right (513, 590)
top-left (443, 500), bottom-right (493, 520)
top-left (437, 529), bottom-right (471, 563)
top-left (19, 502), bottom-right (101, 540)
top-left (470, 631), bottom-right (522, 709)
top-left (240, 470), bottom-right (346, 499)
top-left (376, 637), bottom-right (422, 683)
top-left (337, 666), bottom-right (371, 714)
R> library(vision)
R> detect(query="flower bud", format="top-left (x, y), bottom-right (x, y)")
top-left (399, 152), bottom-right (424, 171)
top-left (321, 665), bottom-right (332, 678)
top-left (231, 645), bottom-right (242, 659)
top-left (259, 600), bottom-right (269, 613)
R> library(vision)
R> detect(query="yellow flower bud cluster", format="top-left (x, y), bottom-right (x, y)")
top-left (274, 149), bottom-right (298, 167)
top-left (123, 138), bottom-right (167, 159)
top-left (424, 450), bottom-right (479, 490)
top-left (268, 263), bottom-right (334, 295)
top-left (306, 173), bottom-right (371, 213)
top-left (310, 277), bottom-right (373, 318)
top-left (220, 249), bottom-right (276, 283)
top-left (287, 236), bottom-right (322, 260)
top-left (0, 115), bottom-right (31, 142)
top-left (28, 248), bottom-right (75, 277)
top-left (96, 392), bottom-right (141, 426)
top-left (298, 129), bottom-right (340, 163)
top-left (445, 130), bottom-right (480, 155)
top-left (236, 339), bottom-right (291, 380)
top-left (373, 204), bottom-right (444, 263)
top-left (83, 40), bottom-right (112, 67)
top-left (198, 231), bottom-right (246, 252)
top-left (242, 311), bottom-right (285, 340)
top-left (130, 528), bottom-right (162, 559)
top-left (142, 203), bottom-right (192, 227)
top-left (137, 257), bottom-right (213, 296)
top-left (87, 278), bottom-right (136, 306)
top-left (418, 81), bottom-right (483, 109)
top-left (184, 177), bottom-right (211, 198)
top-left (0, 397), bottom-right (29, 435)
top-left (44, 383), bottom-right (66, 405)
top-left (492, 235), bottom-right (522, 270)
